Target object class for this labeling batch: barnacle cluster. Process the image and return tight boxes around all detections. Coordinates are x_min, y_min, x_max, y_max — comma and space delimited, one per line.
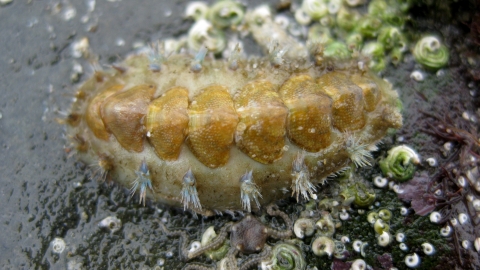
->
293, 0, 411, 71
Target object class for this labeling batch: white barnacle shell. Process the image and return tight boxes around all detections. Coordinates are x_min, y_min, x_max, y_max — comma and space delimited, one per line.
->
450, 217, 458, 226
462, 240, 470, 249
98, 216, 122, 233
327, 0, 342, 14
201, 226, 217, 246
339, 209, 350, 221
440, 225, 452, 237
429, 211, 441, 223
294, 8, 312, 26
353, 239, 363, 253
400, 207, 409, 216
341, 235, 350, 243
467, 167, 480, 192
474, 237, 480, 252
410, 71, 424, 81
399, 243, 408, 251
360, 242, 368, 257
345, 0, 365, 6
367, 211, 379, 224
373, 176, 388, 188
189, 241, 202, 254
421, 242, 435, 255
426, 157, 437, 167
312, 236, 335, 257
473, 199, 480, 212
405, 253, 421, 268
374, 219, 390, 234
396, 232, 406, 243
458, 213, 469, 225
301, 0, 328, 20
185, 1, 208, 20
187, 19, 226, 54
351, 258, 367, 270
377, 231, 392, 247
315, 213, 335, 237
51, 237, 66, 254
457, 175, 467, 187
293, 218, 315, 239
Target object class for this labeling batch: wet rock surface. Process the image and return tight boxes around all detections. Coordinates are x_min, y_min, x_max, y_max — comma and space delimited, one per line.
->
0, 0, 478, 269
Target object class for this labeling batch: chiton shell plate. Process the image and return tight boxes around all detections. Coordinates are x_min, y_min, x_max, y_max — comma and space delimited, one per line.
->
67, 53, 402, 215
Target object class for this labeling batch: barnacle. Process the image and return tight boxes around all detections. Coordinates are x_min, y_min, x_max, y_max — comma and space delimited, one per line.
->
351, 259, 367, 270
323, 41, 351, 60
130, 160, 153, 206
390, 47, 404, 66
98, 216, 122, 233
293, 218, 315, 239
207, 0, 245, 28
377, 26, 407, 51
374, 218, 390, 234
239, 170, 262, 212
187, 19, 226, 54
377, 231, 392, 246
200, 226, 230, 260
51, 238, 66, 254
312, 236, 335, 257
405, 253, 421, 268
336, 7, 361, 31
422, 242, 436, 255
346, 33, 363, 51
413, 36, 449, 70
378, 208, 392, 221
353, 183, 376, 207
315, 213, 336, 237
294, 8, 312, 26
361, 41, 386, 71
262, 242, 306, 270
181, 169, 202, 211
185, 1, 209, 21
301, 0, 328, 20
291, 152, 317, 202
356, 16, 382, 38
379, 145, 420, 182
308, 24, 333, 45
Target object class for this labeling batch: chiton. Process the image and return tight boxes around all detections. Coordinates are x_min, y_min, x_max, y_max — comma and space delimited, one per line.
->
66, 51, 402, 215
